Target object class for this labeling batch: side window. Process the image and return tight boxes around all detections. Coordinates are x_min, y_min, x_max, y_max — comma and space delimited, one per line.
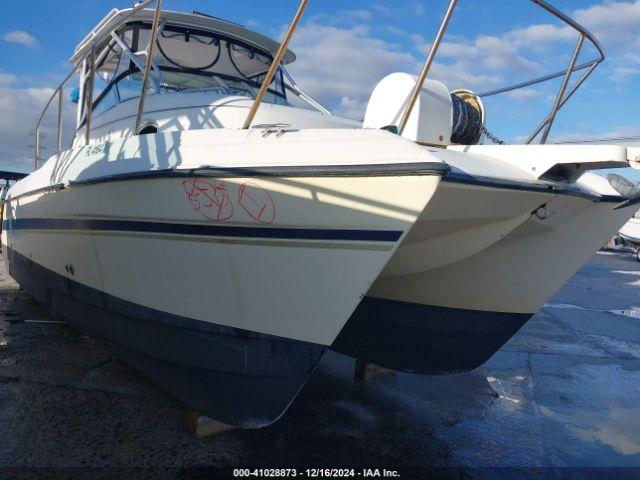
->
92, 87, 118, 117
116, 72, 144, 102
80, 38, 124, 121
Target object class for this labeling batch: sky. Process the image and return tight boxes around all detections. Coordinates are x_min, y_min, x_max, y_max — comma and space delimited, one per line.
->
0, 0, 638, 173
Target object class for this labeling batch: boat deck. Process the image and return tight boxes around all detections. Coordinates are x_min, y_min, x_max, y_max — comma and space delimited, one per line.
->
1, 250, 640, 476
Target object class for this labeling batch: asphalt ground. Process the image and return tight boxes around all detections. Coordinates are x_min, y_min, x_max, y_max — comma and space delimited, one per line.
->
1, 250, 639, 479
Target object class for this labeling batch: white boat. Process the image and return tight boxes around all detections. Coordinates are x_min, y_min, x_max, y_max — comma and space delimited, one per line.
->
616, 209, 640, 261
1, 0, 638, 427
620, 215, 640, 246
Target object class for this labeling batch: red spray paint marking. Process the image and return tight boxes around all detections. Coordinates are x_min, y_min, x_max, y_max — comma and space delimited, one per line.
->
238, 182, 276, 224
182, 178, 234, 221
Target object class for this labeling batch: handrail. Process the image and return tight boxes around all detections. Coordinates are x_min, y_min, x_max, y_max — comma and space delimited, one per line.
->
540, 34, 584, 144
33, 0, 607, 171
399, 0, 458, 135
242, 0, 309, 129
282, 67, 332, 116
400, 0, 605, 145
483, 0, 605, 144
84, 47, 96, 147
33, 67, 78, 169
135, 0, 163, 134
33, 0, 160, 169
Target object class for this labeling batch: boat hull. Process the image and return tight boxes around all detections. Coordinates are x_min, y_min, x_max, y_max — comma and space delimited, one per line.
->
2, 168, 441, 426
334, 181, 635, 374
332, 297, 531, 375
7, 247, 322, 427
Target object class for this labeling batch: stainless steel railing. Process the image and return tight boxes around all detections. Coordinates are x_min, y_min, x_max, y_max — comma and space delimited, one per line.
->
33, 0, 160, 169
398, 0, 459, 136
33, 67, 77, 168
242, 0, 309, 129
403, 0, 605, 145
33, 0, 607, 170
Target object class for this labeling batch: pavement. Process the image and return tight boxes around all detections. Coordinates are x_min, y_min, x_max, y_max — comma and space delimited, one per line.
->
1, 250, 640, 479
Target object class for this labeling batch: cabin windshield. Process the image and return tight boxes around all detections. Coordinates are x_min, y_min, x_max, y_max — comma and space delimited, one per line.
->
82, 21, 288, 121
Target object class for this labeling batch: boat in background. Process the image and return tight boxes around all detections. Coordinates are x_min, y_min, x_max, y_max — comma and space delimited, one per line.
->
1, 0, 638, 427
616, 210, 640, 261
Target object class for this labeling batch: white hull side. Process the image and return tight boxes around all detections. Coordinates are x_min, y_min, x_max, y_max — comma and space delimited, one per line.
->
370, 190, 634, 314
4, 174, 440, 345
619, 216, 640, 244
380, 181, 556, 276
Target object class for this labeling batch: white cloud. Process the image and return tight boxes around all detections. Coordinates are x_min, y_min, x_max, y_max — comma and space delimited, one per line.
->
336, 97, 368, 121
412, 23, 562, 78
0, 73, 16, 85
508, 89, 540, 102
285, 0, 639, 121
308, 9, 373, 27
574, 0, 640, 44
573, 1, 640, 83
3, 30, 38, 48
373, 2, 425, 17
245, 19, 263, 30
504, 24, 575, 48
554, 124, 640, 144
610, 66, 640, 83
288, 20, 512, 120
0, 85, 76, 172
288, 24, 416, 118
475, 35, 540, 73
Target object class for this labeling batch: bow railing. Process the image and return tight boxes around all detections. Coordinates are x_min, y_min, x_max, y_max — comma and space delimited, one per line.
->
400, 0, 605, 145
32, 0, 606, 171
33, 0, 161, 169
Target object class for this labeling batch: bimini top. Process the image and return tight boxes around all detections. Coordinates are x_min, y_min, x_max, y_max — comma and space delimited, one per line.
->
70, 8, 296, 66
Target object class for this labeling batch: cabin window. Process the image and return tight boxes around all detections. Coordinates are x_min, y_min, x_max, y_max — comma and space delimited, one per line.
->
116, 72, 144, 102
141, 22, 287, 99
79, 22, 289, 128
92, 87, 119, 117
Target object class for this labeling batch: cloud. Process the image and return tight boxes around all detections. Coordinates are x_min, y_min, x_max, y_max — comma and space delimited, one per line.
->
284, 0, 639, 121
574, 0, 640, 44
504, 24, 575, 48
308, 9, 374, 27
508, 89, 540, 102
553, 124, 640, 144
610, 66, 640, 83
288, 24, 416, 118
3, 30, 38, 48
336, 97, 368, 121
288, 20, 512, 120
412, 20, 577, 79
245, 19, 264, 30
0, 73, 16, 85
475, 35, 540, 73
412, 33, 540, 80
0, 84, 76, 172
573, 1, 640, 82
373, 2, 426, 17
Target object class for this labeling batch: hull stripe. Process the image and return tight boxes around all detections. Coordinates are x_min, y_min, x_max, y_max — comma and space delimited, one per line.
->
4, 218, 403, 243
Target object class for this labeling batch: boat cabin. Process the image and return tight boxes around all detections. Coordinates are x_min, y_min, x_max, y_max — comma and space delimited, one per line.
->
69, 8, 347, 145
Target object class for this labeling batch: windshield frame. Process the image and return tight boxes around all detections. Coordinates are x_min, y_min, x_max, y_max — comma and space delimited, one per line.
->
78, 21, 289, 128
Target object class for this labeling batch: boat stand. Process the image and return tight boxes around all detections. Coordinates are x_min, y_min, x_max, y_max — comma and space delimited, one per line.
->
184, 410, 235, 438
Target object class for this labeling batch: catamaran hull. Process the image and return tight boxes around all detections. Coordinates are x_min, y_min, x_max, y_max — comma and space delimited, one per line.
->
333, 296, 531, 374
3, 170, 441, 427
6, 246, 324, 427
334, 181, 634, 374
